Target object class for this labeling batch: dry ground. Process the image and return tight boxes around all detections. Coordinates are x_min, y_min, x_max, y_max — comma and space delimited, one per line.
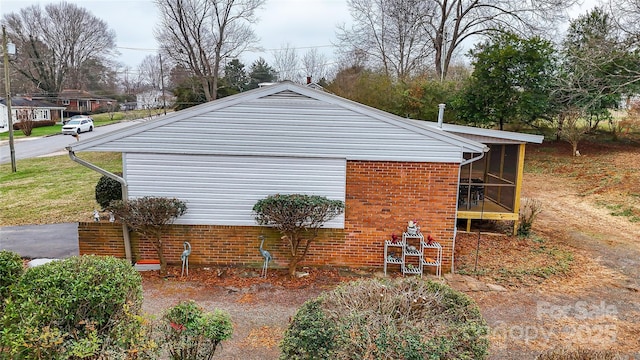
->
141, 137, 640, 359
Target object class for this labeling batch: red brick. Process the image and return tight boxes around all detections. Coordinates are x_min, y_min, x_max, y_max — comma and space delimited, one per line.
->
79, 161, 459, 272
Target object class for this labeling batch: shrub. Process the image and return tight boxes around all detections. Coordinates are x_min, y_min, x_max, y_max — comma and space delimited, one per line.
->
279, 299, 337, 360
161, 300, 233, 360
95, 172, 123, 210
109, 197, 187, 274
0, 250, 23, 311
536, 347, 623, 359
13, 119, 56, 131
280, 277, 489, 360
0, 255, 155, 359
518, 197, 543, 236
253, 194, 344, 276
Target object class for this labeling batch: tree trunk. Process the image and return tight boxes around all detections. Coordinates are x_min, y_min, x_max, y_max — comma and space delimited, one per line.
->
201, 77, 212, 101
288, 257, 300, 277
286, 234, 299, 277
155, 237, 167, 275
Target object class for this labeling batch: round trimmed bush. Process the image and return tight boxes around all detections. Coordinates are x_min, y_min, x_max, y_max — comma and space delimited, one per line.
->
162, 300, 233, 359
280, 277, 489, 360
95, 172, 123, 210
0, 250, 23, 308
1, 255, 153, 359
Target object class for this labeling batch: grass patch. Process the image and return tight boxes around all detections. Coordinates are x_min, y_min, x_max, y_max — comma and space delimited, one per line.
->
456, 233, 574, 287
598, 203, 640, 222
527, 140, 640, 223
610, 207, 634, 217
0, 109, 167, 140
0, 124, 64, 139
0, 152, 121, 226
489, 247, 573, 285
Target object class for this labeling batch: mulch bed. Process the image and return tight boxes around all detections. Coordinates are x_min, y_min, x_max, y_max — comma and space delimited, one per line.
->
139, 265, 368, 290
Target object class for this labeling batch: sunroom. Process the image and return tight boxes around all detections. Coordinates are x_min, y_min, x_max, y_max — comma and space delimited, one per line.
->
422, 122, 544, 233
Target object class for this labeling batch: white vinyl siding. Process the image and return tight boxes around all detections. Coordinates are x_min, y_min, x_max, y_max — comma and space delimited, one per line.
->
86, 93, 467, 163
125, 153, 346, 228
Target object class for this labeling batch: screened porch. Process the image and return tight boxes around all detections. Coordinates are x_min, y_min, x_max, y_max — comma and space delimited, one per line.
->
457, 143, 526, 233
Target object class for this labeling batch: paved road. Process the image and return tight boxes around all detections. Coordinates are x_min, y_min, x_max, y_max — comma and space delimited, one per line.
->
1, 120, 152, 258
0, 119, 146, 164
0, 223, 79, 258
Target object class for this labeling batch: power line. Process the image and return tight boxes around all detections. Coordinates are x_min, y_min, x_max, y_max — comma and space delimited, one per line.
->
116, 43, 338, 53
253, 44, 337, 52
117, 46, 159, 51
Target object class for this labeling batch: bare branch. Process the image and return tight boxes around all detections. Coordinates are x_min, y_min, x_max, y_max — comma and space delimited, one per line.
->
2, 3, 116, 94
337, 0, 578, 80
272, 43, 300, 82
155, 0, 264, 101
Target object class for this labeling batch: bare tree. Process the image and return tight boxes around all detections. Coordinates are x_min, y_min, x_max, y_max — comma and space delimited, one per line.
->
609, 0, 640, 36
558, 108, 588, 157
337, 0, 433, 80
272, 43, 299, 82
118, 65, 145, 96
425, 0, 579, 80
137, 55, 163, 90
155, 0, 264, 101
2, 3, 116, 94
338, 0, 579, 81
302, 48, 329, 82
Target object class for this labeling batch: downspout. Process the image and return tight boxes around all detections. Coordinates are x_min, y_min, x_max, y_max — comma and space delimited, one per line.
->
67, 148, 132, 263
452, 150, 487, 273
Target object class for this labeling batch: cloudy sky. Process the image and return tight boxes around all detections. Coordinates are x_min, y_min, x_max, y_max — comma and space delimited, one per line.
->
1, 0, 598, 71
1, 0, 351, 70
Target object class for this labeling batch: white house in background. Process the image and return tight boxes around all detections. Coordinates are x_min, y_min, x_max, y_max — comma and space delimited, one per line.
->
136, 89, 174, 110
0, 97, 66, 130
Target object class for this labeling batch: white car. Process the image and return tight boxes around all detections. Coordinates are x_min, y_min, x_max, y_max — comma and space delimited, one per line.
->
62, 117, 94, 135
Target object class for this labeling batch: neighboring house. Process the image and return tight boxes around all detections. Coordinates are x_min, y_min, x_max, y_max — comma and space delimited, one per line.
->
68, 82, 542, 273
33, 89, 117, 114
136, 89, 174, 110
0, 97, 66, 129
120, 102, 137, 111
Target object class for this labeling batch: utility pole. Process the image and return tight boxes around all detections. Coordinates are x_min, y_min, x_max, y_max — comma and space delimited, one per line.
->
159, 53, 167, 115
2, 25, 16, 172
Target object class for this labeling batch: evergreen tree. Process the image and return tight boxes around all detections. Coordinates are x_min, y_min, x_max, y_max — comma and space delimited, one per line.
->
247, 58, 278, 90
222, 59, 250, 93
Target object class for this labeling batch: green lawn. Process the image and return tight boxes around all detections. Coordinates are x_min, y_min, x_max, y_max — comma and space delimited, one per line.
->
0, 152, 122, 226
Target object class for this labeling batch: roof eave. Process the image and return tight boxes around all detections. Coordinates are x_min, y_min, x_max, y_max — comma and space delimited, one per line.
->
70, 82, 488, 154
422, 121, 544, 144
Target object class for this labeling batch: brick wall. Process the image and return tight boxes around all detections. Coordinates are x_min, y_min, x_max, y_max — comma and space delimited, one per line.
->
343, 161, 458, 271
79, 160, 459, 272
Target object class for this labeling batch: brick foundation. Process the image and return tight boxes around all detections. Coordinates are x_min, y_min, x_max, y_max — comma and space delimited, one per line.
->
79, 161, 459, 272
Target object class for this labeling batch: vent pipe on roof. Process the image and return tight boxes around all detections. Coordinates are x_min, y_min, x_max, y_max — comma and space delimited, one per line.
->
306, 76, 312, 84
437, 103, 446, 128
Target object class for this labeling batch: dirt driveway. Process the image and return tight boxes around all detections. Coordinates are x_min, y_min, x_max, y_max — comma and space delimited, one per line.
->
141, 140, 640, 359
471, 171, 640, 358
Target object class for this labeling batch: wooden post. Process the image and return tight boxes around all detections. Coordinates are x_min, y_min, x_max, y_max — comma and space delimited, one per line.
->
512, 144, 526, 235
3, 25, 16, 172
